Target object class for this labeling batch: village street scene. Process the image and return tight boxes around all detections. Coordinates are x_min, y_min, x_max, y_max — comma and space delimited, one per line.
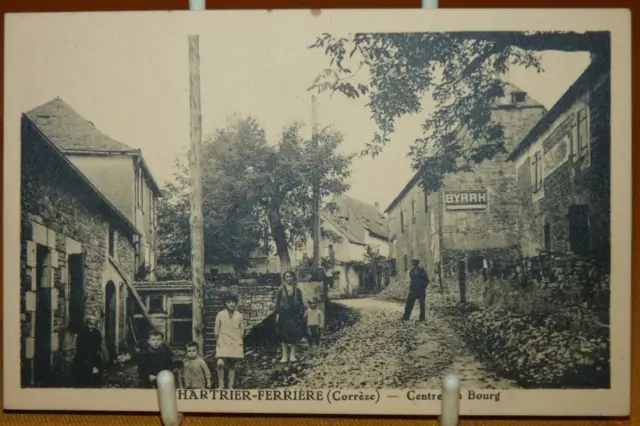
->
18, 28, 611, 392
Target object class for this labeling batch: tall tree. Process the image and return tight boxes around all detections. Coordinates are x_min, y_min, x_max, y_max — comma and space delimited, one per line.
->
308, 31, 610, 193
157, 117, 354, 274
156, 117, 267, 274
258, 123, 354, 271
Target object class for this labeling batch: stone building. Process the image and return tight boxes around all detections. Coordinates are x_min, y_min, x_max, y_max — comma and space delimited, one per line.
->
507, 58, 610, 261
20, 113, 141, 387
385, 83, 547, 303
291, 195, 391, 297
25, 98, 162, 282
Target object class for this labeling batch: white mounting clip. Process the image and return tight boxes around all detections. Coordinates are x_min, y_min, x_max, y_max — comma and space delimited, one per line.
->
422, 0, 439, 9
439, 375, 461, 426
157, 370, 183, 426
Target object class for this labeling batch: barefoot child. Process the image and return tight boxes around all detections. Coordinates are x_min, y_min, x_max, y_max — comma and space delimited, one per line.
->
180, 341, 212, 389
214, 294, 245, 389
304, 297, 324, 355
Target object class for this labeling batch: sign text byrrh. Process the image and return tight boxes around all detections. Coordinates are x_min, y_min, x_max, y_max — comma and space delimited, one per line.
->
444, 190, 488, 211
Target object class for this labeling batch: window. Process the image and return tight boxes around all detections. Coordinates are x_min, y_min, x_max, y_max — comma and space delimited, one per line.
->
543, 223, 551, 251
512, 91, 527, 103
171, 321, 192, 346
172, 302, 192, 319
424, 190, 429, 213
389, 259, 397, 277
67, 253, 85, 333
148, 295, 164, 314
531, 151, 543, 193
568, 205, 590, 255
411, 199, 416, 224
400, 211, 405, 233
108, 227, 116, 258
403, 254, 409, 272
137, 169, 145, 212
577, 108, 589, 157
571, 108, 590, 162
170, 301, 192, 345
148, 185, 153, 218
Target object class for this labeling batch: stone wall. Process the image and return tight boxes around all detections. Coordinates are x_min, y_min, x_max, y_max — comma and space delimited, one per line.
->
439, 105, 547, 253
387, 86, 546, 288
454, 252, 609, 327
203, 280, 280, 354
515, 73, 610, 261
114, 231, 136, 349
20, 117, 137, 387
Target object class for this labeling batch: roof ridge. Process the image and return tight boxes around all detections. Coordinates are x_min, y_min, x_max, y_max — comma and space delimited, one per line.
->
25, 97, 136, 152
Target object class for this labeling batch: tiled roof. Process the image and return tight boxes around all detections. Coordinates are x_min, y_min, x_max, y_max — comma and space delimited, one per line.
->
25, 98, 136, 153
24, 97, 162, 196
133, 281, 192, 292
22, 115, 140, 237
323, 195, 389, 245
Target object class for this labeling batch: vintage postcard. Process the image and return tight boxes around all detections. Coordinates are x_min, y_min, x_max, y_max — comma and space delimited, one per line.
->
3, 8, 632, 417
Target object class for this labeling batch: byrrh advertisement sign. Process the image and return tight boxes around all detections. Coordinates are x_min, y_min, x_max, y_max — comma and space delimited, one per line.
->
444, 189, 488, 211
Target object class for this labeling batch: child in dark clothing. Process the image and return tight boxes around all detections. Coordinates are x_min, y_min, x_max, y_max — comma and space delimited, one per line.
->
137, 330, 177, 388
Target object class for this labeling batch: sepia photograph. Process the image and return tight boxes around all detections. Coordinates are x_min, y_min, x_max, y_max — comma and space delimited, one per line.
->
3, 9, 632, 416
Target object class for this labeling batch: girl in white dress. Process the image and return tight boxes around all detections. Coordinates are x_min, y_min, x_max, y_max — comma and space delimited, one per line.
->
214, 293, 245, 389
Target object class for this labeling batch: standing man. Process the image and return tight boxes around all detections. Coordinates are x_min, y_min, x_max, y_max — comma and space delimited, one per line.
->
402, 259, 429, 322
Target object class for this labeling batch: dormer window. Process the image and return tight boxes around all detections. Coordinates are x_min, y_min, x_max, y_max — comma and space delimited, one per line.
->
511, 91, 527, 103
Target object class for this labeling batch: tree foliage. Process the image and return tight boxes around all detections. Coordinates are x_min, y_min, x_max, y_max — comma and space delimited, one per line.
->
156, 116, 354, 274
308, 31, 610, 193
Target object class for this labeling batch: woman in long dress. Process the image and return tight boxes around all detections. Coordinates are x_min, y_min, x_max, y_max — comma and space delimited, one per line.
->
274, 270, 305, 363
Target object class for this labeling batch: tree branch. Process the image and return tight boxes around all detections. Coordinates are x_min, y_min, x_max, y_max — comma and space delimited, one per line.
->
449, 31, 609, 54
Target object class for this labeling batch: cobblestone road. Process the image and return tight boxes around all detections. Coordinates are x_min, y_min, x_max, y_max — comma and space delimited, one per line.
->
101, 297, 516, 390
295, 298, 516, 390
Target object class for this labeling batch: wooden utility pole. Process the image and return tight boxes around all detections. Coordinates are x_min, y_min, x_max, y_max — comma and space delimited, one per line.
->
311, 95, 322, 269
188, 34, 205, 352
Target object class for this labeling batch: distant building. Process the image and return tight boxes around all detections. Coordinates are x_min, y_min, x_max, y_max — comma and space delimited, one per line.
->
205, 245, 283, 277
385, 83, 547, 303
25, 98, 162, 282
508, 59, 610, 261
292, 195, 391, 297
20, 112, 140, 387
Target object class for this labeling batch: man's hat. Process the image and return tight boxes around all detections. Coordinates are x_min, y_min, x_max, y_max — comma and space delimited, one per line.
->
411, 258, 420, 263
308, 296, 318, 303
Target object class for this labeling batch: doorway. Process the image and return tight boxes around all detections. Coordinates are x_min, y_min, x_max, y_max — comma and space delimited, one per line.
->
568, 205, 590, 255
67, 253, 85, 333
34, 245, 52, 385
104, 281, 117, 364
457, 260, 467, 304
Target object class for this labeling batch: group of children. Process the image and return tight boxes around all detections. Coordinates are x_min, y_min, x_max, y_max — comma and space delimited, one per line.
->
137, 293, 324, 390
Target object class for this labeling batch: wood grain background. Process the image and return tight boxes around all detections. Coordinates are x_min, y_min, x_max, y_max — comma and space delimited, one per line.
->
0, 0, 636, 424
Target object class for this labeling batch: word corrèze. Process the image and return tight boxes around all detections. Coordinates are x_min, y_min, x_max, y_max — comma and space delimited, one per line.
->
177, 389, 380, 404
